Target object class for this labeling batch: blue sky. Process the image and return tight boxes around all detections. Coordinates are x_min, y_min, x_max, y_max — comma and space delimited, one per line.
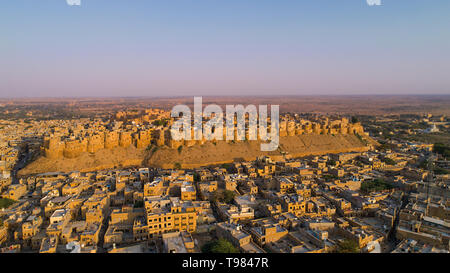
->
1, 0, 449, 97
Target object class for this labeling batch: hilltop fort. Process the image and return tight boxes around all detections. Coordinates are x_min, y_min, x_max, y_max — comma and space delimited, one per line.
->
19, 110, 373, 175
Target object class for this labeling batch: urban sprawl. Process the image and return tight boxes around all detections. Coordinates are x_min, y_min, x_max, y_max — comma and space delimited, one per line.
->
0, 106, 449, 254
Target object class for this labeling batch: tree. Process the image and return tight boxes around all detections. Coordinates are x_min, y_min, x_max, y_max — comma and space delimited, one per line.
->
193, 173, 201, 182
418, 159, 428, 170
382, 157, 397, 165
133, 200, 144, 208
335, 239, 360, 253
434, 166, 449, 175
433, 143, 450, 159
360, 178, 393, 194
210, 190, 235, 204
220, 163, 236, 173
0, 198, 16, 209
202, 239, 239, 253
152, 118, 169, 127
378, 143, 396, 151
323, 174, 338, 181
223, 190, 236, 204
351, 116, 359, 124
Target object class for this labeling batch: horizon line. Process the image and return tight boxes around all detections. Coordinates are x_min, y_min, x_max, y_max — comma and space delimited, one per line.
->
1, 93, 450, 100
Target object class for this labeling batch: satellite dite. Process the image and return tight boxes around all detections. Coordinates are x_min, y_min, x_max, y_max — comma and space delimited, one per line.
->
366, 0, 382, 6
66, 0, 81, 6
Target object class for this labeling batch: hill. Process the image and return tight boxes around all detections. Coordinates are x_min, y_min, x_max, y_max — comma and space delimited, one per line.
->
18, 134, 372, 176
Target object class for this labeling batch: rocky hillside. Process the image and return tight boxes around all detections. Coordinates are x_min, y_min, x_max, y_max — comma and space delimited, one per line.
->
18, 134, 372, 176
146, 134, 371, 169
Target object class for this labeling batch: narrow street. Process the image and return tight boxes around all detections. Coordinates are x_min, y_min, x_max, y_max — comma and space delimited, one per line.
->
11, 150, 31, 184
386, 192, 409, 251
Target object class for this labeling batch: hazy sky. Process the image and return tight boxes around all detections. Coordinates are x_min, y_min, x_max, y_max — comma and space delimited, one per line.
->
1, 0, 450, 98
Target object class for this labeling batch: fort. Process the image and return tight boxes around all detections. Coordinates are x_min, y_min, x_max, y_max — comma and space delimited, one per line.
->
43, 129, 155, 159
18, 114, 372, 176
41, 116, 365, 160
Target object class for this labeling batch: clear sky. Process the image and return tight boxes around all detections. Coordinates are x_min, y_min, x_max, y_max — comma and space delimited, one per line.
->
1, 0, 449, 98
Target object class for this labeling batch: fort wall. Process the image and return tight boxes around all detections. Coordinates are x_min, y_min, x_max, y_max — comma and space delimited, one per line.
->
42, 118, 366, 160
43, 128, 155, 159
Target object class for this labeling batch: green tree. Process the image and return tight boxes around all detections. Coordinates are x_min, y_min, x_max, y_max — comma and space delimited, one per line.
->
220, 163, 235, 173
223, 190, 236, 204
323, 174, 338, 181
335, 239, 360, 253
133, 200, 144, 208
202, 239, 239, 253
382, 157, 397, 165
210, 190, 235, 204
193, 173, 201, 182
433, 143, 450, 159
327, 160, 337, 166
418, 159, 428, 170
0, 198, 16, 209
152, 119, 169, 127
361, 178, 393, 194
434, 167, 449, 175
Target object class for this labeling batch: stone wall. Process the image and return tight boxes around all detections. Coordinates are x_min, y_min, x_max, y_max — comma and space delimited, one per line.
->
42, 118, 366, 160
43, 128, 155, 159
